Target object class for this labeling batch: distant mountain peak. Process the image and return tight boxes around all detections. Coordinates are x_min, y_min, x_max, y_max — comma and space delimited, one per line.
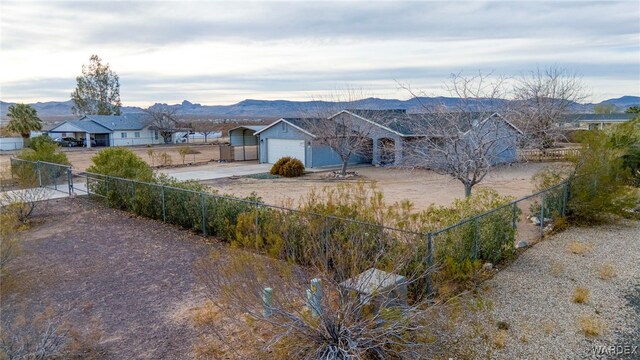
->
2, 95, 639, 121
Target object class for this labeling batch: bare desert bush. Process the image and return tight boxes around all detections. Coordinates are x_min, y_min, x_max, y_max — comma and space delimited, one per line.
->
0, 187, 49, 224
0, 306, 105, 360
0, 207, 23, 277
196, 239, 437, 359
0, 307, 69, 359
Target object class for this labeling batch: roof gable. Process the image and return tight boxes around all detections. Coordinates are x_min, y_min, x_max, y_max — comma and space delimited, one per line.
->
48, 119, 112, 134
253, 118, 320, 137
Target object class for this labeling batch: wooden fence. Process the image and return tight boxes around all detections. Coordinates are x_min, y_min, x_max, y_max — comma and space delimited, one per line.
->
518, 147, 581, 162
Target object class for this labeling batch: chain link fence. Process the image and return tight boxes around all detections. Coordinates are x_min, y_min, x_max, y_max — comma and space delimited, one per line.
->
8, 158, 572, 297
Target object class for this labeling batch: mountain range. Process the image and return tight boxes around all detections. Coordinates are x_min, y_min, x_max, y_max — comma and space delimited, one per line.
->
1, 96, 639, 122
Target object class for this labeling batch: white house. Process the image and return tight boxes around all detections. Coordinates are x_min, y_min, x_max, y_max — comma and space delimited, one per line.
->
47, 114, 176, 147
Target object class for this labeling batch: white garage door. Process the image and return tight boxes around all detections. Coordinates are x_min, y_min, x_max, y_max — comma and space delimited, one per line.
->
267, 139, 305, 164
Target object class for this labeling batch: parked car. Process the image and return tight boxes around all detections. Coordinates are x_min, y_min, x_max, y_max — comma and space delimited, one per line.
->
83, 137, 97, 147
54, 137, 82, 147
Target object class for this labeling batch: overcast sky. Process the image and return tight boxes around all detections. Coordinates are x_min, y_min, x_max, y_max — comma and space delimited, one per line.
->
1, 0, 639, 106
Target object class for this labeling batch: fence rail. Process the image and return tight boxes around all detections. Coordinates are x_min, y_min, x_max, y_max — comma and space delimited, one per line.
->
9, 157, 572, 296
518, 147, 580, 162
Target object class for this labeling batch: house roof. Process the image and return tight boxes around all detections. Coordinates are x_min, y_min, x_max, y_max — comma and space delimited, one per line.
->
253, 118, 323, 137
80, 113, 150, 130
48, 113, 151, 134
571, 113, 637, 123
343, 109, 522, 136
48, 119, 112, 134
228, 125, 267, 135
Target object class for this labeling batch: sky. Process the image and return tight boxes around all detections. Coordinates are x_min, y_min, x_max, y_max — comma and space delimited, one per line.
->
1, 0, 639, 106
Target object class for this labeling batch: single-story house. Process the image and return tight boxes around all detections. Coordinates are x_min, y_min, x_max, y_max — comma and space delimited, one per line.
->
47, 114, 174, 147
575, 113, 637, 130
254, 118, 371, 168
254, 110, 522, 169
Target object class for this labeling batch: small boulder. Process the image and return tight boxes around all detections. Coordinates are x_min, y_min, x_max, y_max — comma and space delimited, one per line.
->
482, 262, 493, 271
516, 240, 528, 249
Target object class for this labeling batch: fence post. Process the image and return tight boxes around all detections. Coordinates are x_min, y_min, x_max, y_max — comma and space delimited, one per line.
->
161, 185, 166, 223
201, 193, 207, 236
131, 181, 136, 212
255, 202, 260, 243
105, 176, 110, 207
262, 287, 273, 317
562, 182, 569, 217
36, 161, 42, 187
473, 218, 479, 260
426, 232, 434, 296
67, 168, 73, 195
86, 173, 89, 198
540, 193, 545, 238
323, 217, 329, 270
512, 202, 518, 230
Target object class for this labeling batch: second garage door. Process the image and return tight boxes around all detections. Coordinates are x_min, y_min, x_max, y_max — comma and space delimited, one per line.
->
267, 139, 305, 164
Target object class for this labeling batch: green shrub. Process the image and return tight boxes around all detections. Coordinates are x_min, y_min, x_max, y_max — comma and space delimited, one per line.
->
86, 148, 153, 181
270, 157, 292, 175
566, 122, 639, 224
17, 135, 69, 165
279, 158, 304, 177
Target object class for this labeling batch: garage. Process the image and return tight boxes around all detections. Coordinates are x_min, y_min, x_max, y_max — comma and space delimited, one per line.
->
267, 139, 305, 164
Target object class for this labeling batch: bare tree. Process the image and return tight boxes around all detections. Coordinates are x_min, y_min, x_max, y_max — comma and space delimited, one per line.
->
145, 105, 180, 144
511, 66, 588, 149
302, 89, 377, 176
192, 121, 218, 143
403, 72, 520, 197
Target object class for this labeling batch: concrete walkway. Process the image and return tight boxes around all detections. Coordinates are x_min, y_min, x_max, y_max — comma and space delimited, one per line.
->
157, 163, 272, 181
0, 187, 70, 205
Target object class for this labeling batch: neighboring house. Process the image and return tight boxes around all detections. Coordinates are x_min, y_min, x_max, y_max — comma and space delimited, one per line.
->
47, 114, 170, 147
254, 110, 522, 168
575, 113, 637, 130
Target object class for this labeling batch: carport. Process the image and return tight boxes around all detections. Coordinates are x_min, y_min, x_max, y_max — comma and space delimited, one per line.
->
228, 125, 265, 161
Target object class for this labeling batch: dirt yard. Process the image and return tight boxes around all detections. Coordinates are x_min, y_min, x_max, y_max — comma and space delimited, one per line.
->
0, 198, 214, 359
203, 162, 568, 211
0, 142, 226, 173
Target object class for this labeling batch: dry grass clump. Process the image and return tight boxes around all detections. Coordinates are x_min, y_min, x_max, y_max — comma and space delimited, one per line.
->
567, 241, 592, 255
596, 264, 616, 280
573, 287, 590, 304
579, 316, 605, 337
542, 320, 555, 335
549, 261, 565, 277
493, 330, 507, 349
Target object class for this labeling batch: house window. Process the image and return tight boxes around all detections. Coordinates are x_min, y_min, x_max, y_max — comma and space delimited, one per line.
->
154, 131, 159, 140
134, 131, 140, 138
121, 132, 127, 138
282, 122, 288, 133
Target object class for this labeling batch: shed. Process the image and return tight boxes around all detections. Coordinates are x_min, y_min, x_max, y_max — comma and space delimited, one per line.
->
228, 125, 265, 161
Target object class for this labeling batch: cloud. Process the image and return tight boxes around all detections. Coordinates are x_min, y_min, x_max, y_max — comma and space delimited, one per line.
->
0, 1, 638, 104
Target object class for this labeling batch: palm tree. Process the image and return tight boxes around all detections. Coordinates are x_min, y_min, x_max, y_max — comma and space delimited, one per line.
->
6, 103, 42, 144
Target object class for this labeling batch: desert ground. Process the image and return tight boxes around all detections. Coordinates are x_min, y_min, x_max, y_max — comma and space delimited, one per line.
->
2, 198, 636, 359
0, 142, 226, 173
202, 162, 567, 211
